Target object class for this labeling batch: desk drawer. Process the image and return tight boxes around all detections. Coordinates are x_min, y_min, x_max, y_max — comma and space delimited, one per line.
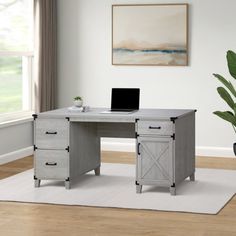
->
137, 120, 173, 135
35, 150, 69, 179
35, 118, 69, 149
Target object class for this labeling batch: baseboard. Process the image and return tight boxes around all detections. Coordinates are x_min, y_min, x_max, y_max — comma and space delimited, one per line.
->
0, 143, 234, 165
196, 146, 234, 158
101, 141, 235, 158
0, 146, 34, 165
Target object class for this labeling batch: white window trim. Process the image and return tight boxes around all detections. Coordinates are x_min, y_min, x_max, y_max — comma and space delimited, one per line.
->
0, 115, 33, 128
0, 109, 33, 122
0, 51, 33, 56
0, 0, 34, 126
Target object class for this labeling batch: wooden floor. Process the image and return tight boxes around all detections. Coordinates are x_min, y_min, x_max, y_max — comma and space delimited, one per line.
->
0, 152, 236, 236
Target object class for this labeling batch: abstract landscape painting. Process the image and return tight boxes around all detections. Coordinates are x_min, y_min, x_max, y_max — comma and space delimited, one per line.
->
112, 4, 188, 66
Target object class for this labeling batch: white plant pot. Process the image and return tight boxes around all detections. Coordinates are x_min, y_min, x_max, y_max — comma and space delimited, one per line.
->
74, 100, 83, 107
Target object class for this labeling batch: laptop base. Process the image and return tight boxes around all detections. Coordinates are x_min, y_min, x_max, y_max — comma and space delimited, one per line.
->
100, 110, 137, 114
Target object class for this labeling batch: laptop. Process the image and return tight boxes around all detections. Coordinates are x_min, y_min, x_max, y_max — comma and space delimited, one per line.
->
101, 88, 140, 114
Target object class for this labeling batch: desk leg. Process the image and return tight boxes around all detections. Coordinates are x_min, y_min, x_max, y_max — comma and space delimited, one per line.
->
34, 179, 41, 188
136, 184, 142, 193
170, 186, 176, 196
65, 179, 70, 189
190, 172, 195, 181
94, 166, 100, 176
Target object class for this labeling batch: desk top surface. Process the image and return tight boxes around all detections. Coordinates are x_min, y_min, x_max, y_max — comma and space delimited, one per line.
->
36, 108, 196, 122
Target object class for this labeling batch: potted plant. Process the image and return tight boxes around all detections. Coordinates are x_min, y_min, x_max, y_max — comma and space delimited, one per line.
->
74, 96, 83, 107
213, 50, 236, 155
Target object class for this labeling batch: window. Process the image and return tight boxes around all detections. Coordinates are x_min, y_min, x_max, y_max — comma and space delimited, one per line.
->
0, 0, 34, 122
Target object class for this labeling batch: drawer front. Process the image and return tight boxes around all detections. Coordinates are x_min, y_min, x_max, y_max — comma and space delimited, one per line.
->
137, 120, 173, 135
35, 118, 69, 149
35, 150, 69, 179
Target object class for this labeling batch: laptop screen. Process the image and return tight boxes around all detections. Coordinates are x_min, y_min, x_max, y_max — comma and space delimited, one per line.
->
111, 88, 140, 111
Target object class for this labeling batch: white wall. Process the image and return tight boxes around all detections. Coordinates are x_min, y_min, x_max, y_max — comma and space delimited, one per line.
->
57, 0, 236, 157
0, 121, 33, 163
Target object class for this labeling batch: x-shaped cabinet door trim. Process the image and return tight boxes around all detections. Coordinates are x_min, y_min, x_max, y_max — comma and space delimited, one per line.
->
137, 136, 173, 183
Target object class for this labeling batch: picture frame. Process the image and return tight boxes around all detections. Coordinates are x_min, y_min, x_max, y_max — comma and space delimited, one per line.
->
112, 4, 188, 66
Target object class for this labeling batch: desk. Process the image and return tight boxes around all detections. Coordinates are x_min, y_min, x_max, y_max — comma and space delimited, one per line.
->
33, 108, 196, 195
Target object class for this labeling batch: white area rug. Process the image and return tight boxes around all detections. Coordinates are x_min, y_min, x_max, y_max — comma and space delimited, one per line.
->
0, 163, 235, 214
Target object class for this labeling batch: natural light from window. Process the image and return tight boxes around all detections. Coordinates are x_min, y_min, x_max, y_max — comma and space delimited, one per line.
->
0, 0, 33, 121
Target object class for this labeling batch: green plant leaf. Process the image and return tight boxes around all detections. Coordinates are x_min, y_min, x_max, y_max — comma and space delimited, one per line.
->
74, 96, 82, 101
233, 104, 236, 116
227, 50, 236, 80
213, 111, 236, 126
217, 87, 235, 109
213, 73, 236, 97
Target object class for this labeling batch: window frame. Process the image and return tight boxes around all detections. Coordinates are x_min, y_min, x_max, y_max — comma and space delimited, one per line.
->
0, 0, 34, 124
0, 51, 34, 123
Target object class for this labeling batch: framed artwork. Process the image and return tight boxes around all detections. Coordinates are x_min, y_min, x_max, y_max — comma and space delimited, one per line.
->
112, 4, 188, 66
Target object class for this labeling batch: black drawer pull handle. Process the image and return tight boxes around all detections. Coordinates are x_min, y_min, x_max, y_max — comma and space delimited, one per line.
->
45, 162, 57, 166
45, 131, 57, 135
138, 143, 141, 155
149, 126, 161, 129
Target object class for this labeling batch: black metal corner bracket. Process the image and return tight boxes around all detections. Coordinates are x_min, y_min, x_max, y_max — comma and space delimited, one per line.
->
65, 146, 70, 152
34, 175, 38, 180
65, 117, 70, 121
65, 177, 70, 181
33, 145, 38, 151
171, 133, 175, 140
135, 118, 140, 123
170, 117, 177, 123
32, 114, 38, 120
171, 183, 176, 187
135, 181, 139, 185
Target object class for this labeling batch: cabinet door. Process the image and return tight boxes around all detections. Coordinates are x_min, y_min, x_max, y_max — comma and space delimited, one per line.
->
137, 136, 173, 185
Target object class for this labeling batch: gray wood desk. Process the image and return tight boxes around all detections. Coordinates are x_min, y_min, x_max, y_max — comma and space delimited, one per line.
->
33, 108, 196, 195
